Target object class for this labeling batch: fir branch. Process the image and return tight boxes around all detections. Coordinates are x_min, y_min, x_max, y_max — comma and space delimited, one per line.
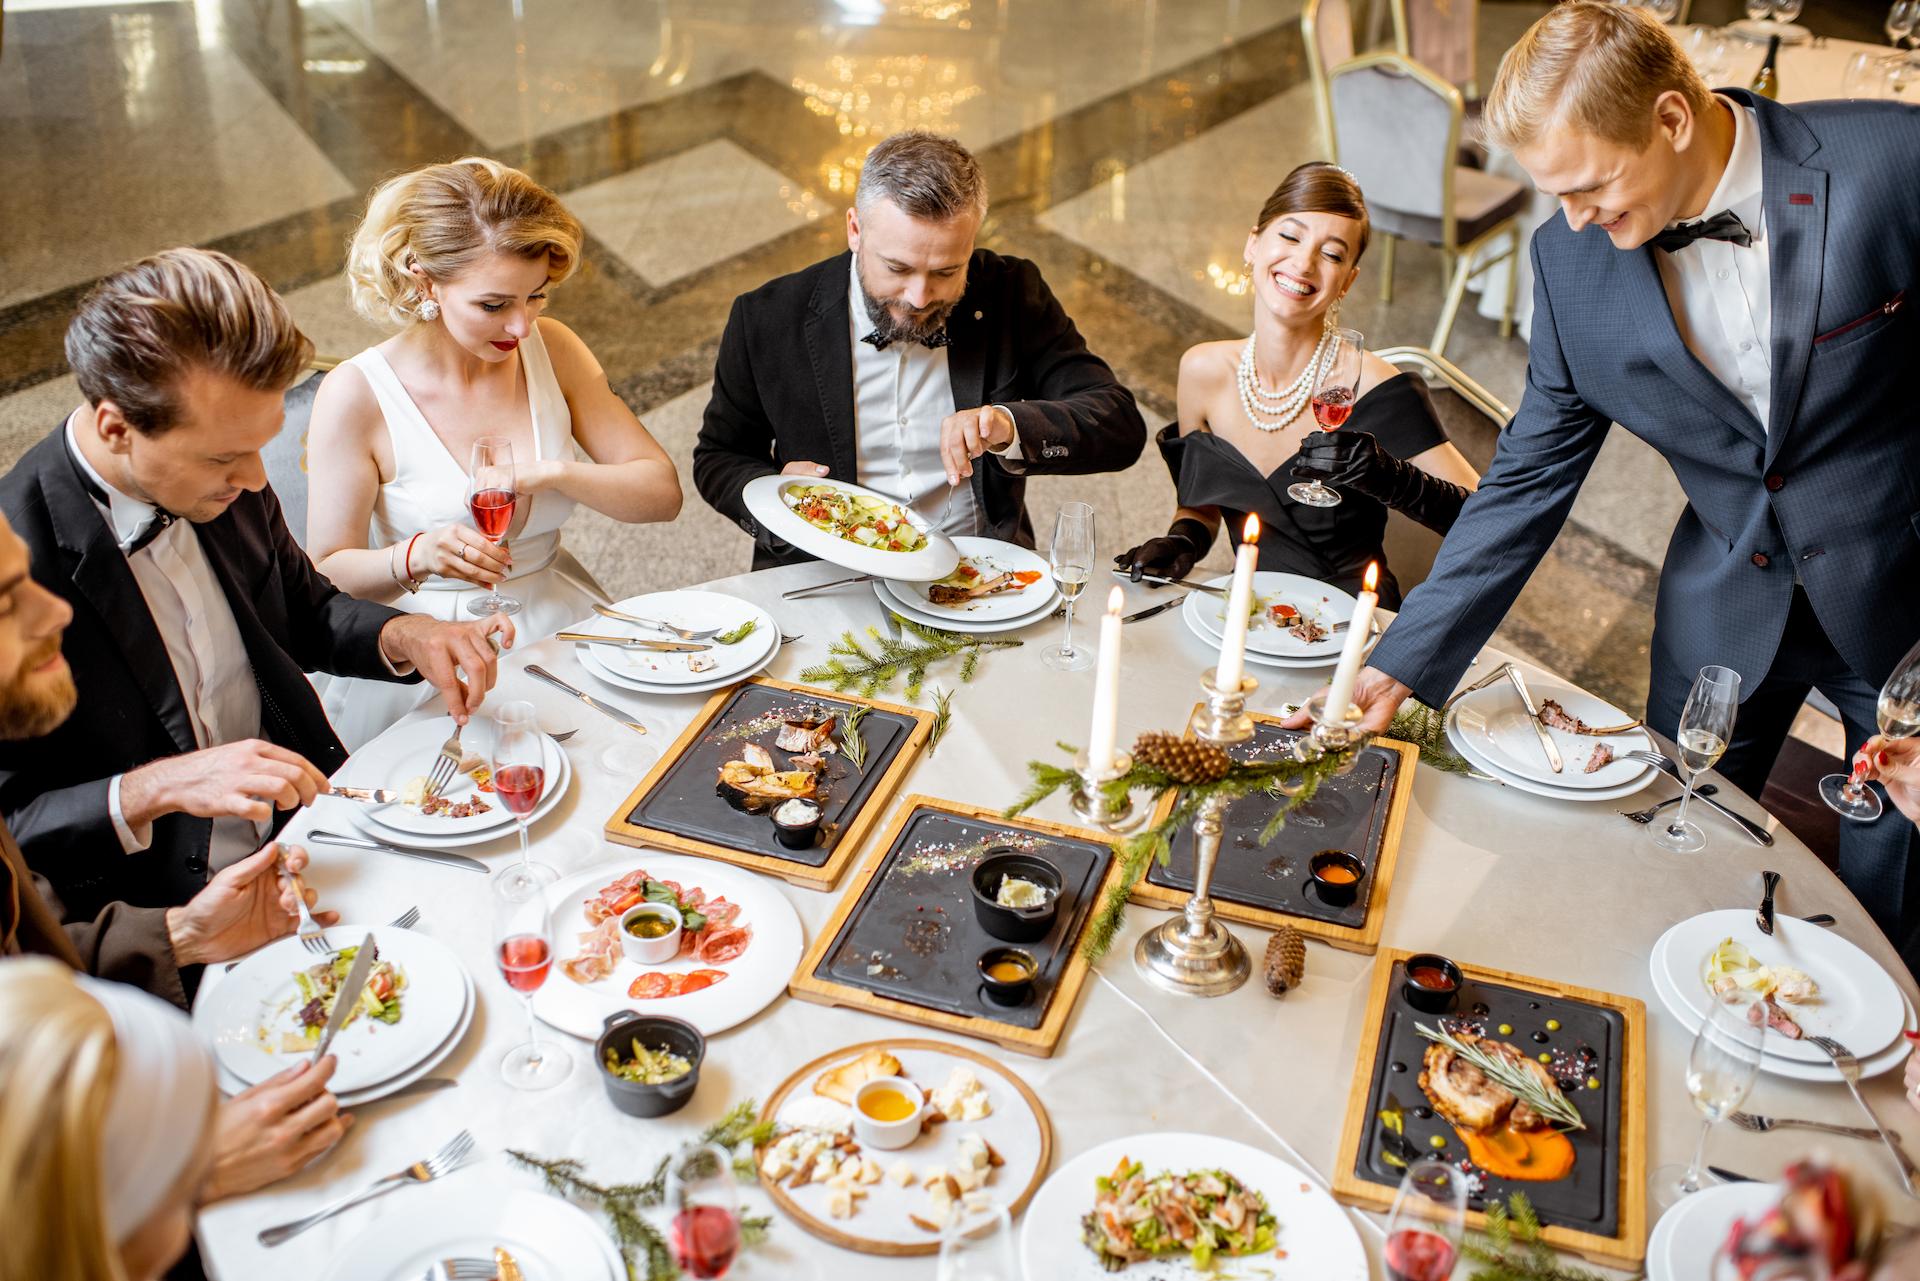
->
839, 705, 871, 770
798, 621, 1020, 701
1388, 700, 1473, 775
927, 686, 955, 757
1462, 1193, 1626, 1281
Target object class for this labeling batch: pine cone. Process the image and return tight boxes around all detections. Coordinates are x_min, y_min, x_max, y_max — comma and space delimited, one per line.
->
1263, 926, 1307, 997
1133, 731, 1231, 785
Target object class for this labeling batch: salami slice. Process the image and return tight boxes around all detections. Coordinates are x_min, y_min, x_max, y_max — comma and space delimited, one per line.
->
694, 925, 753, 964
628, 972, 674, 999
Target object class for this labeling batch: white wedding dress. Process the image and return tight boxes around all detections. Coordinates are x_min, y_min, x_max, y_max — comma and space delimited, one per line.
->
321, 322, 605, 750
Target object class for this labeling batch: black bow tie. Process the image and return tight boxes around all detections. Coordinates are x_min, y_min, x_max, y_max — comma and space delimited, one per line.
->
1651, 209, 1753, 254
66, 436, 172, 554
861, 328, 950, 352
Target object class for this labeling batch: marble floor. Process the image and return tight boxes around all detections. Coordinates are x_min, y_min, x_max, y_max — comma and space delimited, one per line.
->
0, 0, 1702, 717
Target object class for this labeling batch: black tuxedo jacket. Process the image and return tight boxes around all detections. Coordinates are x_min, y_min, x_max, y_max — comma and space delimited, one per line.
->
0, 428, 410, 917
693, 249, 1146, 568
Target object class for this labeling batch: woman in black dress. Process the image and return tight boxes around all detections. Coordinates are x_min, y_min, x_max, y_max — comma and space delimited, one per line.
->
1117, 163, 1478, 608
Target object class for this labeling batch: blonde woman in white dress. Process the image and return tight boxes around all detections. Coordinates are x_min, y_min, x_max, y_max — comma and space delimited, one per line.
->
308, 157, 681, 748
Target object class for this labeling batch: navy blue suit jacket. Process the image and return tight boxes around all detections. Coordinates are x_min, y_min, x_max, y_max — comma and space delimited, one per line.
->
1372, 92, 1920, 707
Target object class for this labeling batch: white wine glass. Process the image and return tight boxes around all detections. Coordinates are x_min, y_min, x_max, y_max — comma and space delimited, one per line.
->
1887, 0, 1917, 47
1651, 995, 1764, 1208
937, 1201, 1018, 1281
1821, 636, 1920, 822
1649, 664, 1740, 854
1745, 0, 1773, 22
466, 436, 520, 617
1382, 1158, 1467, 1281
1287, 326, 1364, 509
1647, 0, 1682, 22
1772, 0, 1803, 20
1043, 502, 1096, 672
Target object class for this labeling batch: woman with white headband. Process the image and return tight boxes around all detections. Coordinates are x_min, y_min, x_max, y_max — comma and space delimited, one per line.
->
0, 959, 218, 1281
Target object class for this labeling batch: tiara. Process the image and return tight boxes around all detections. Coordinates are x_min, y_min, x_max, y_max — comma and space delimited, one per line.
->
1317, 161, 1358, 179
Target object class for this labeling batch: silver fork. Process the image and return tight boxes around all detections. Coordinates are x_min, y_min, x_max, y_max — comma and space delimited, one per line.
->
1732, 1111, 1920, 1175
286, 866, 332, 957
1620, 750, 1775, 846
1620, 785, 1718, 823
418, 1260, 497, 1281
227, 904, 416, 972
1805, 1036, 1918, 1197
424, 721, 464, 801
592, 602, 721, 641
257, 1130, 477, 1245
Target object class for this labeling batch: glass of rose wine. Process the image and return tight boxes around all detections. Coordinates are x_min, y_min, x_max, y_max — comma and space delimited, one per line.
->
1821, 636, 1920, 822
1382, 1158, 1467, 1281
668, 1144, 742, 1279
490, 700, 545, 870
492, 860, 570, 1090
466, 435, 520, 617
1287, 326, 1364, 509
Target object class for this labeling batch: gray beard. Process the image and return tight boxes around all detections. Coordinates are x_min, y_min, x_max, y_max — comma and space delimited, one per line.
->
857, 273, 955, 346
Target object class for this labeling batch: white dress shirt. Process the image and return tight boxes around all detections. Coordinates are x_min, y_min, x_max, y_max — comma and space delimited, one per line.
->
1653, 96, 1773, 432
65, 416, 266, 870
847, 258, 1025, 537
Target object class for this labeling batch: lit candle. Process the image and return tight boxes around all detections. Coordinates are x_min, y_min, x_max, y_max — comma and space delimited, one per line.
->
1087, 586, 1125, 773
1324, 562, 1379, 724
1215, 514, 1261, 690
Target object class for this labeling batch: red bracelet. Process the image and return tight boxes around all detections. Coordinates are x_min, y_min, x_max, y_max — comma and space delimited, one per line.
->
403, 532, 423, 582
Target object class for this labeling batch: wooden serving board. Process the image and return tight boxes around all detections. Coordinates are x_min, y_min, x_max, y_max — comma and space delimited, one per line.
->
787, 796, 1125, 1058
1129, 709, 1417, 954
1332, 949, 1649, 1270
604, 677, 932, 890
756, 1038, 1054, 1256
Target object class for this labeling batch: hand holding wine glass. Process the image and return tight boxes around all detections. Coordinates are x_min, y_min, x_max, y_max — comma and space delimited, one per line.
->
1382, 1158, 1466, 1281
1823, 636, 1920, 822
1651, 994, 1765, 1207
1287, 326, 1364, 509
668, 1144, 743, 1279
1043, 502, 1096, 672
492, 861, 571, 1090
466, 435, 521, 617
1648, 664, 1739, 854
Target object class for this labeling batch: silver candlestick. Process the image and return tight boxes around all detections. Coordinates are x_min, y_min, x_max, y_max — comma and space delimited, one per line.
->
1300, 690, 1365, 775
1133, 667, 1254, 998
1069, 750, 1146, 832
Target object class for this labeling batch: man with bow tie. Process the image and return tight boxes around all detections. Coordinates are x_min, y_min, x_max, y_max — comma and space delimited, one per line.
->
1292, 4, 1920, 964
694, 129, 1146, 566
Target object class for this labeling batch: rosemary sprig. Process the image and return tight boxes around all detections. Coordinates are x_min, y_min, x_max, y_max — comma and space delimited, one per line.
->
1415, 1023, 1586, 1131
927, 685, 955, 757
715, 619, 758, 646
839, 705, 871, 770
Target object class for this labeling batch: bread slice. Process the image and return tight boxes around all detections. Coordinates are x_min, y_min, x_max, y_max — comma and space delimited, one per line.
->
813, 1047, 902, 1104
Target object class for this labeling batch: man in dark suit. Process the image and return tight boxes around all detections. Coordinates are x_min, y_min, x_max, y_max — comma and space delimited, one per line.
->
1298, 4, 1920, 961
0, 248, 513, 922
694, 129, 1145, 567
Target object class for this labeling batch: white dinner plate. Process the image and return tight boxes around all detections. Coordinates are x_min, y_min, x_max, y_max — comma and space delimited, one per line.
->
1653, 910, 1907, 1065
197, 927, 468, 1094
576, 630, 778, 696
1729, 17, 1812, 43
533, 855, 804, 1040
345, 735, 572, 848
743, 473, 959, 580
320, 1177, 622, 1281
875, 579, 1060, 636
1445, 707, 1655, 802
579, 590, 776, 687
332, 717, 535, 838
1645, 1180, 1780, 1281
1179, 588, 1376, 668
1184, 571, 1358, 658
1452, 676, 1654, 789
1020, 1133, 1367, 1281
881, 536, 1058, 623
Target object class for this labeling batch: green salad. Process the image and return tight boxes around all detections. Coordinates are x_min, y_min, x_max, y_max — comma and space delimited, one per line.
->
1082, 1158, 1279, 1272
290, 945, 404, 1045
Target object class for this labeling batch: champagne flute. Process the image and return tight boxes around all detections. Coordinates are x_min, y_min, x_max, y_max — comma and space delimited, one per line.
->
1772, 0, 1802, 21
1745, 0, 1773, 22
1382, 1158, 1467, 1281
1648, 664, 1740, 854
1043, 502, 1096, 672
937, 1202, 1018, 1281
1287, 326, 1364, 509
668, 1143, 742, 1279
1821, 636, 1920, 822
466, 435, 520, 617
492, 861, 571, 1090
1651, 995, 1765, 1208
491, 700, 545, 870
1887, 0, 1917, 47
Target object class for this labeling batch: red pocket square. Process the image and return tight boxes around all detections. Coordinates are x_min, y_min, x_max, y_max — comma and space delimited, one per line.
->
1788, 193, 1815, 206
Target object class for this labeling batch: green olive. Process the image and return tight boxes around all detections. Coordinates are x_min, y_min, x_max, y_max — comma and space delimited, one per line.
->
1586, 1077, 1601, 1090
1429, 1135, 1447, 1149
1538, 1053, 1552, 1064
1545, 1018, 1562, 1032
1497, 1023, 1513, 1036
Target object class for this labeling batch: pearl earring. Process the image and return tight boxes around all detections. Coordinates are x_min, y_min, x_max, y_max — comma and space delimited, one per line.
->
418, 298, 440, 322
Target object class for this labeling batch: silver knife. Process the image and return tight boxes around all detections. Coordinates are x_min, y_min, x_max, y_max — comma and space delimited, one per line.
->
331, 786, 401, 805
1758, 869, 1780, 937
312, 933, 378, 1065
556, 632, 708, 653
525, 664, 648, 735
1504, 665, 1565, 773
782, 573, 873, 599
1123, 596, 1189, 624
1111, 569, 1228, 596
305, 829, 488, 873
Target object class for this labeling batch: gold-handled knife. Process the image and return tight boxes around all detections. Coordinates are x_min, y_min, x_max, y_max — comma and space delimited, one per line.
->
556, 632, 709, 653
1504, 665, 1565, 773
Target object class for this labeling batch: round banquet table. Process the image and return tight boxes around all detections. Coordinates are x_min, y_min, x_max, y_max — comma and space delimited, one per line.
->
195, 560, 1920, 1280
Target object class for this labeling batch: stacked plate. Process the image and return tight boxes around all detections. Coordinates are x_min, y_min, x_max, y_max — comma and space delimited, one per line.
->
573, 590, 778, 696
192, 925, 474, 1107
322, 1179, 625, 1281
330, 717, 573, 849
1444, 672, 1657, 802
1649, 910, 1915, 1082
1645, 1180, 1781, 1281
1179, 571, 1373, 669
876, 536, 1059, 636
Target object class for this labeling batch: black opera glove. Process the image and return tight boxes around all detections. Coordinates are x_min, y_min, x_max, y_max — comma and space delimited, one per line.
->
1114, 517, 1215, 583
1291, 430, 1470, 534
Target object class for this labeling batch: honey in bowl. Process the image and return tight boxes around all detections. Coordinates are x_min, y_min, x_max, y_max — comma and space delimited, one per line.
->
858, 1086, 919, 1123
985, 957, 1034, 983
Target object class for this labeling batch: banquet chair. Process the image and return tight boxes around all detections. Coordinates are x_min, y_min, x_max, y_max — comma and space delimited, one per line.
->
1375, 345, 1510, 591
1302, 0, 1357, 158
1390, 0, 1479, 99
1329, 52, 1525, 358
262, 357, 340, 554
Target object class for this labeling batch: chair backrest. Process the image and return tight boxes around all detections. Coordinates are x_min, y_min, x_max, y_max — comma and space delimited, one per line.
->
1302, 0, 1356, 158
1391, 0, 1479, 97
1375, 344, 1511, 593
1329, 53, 1460, 224
264, 366, 326, 551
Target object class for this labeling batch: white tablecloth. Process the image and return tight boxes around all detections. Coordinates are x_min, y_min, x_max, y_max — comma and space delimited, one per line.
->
196, 561, 1920, 1279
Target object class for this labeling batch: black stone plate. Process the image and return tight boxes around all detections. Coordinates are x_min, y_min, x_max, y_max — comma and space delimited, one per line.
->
1353, 958, 1626, 1236
623, 683, 917, 868
1146, 724, 1401, 928
814, 807, 1112, 1031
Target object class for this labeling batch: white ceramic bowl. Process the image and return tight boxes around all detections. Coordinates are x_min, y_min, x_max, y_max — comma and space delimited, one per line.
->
852, 1076, 925, 1151
619, 903, 683, 966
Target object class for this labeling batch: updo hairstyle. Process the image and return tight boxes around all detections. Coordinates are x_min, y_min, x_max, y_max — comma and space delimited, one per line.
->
1254, 162, 1372, 265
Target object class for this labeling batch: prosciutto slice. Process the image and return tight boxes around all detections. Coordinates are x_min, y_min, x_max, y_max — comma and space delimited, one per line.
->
562, 918, 622, 984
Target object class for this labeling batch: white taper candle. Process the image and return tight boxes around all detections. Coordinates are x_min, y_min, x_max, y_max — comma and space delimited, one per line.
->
1215, 514, 1261, 690
1087, 586, 1125, 772
1324, 561, 1379, 723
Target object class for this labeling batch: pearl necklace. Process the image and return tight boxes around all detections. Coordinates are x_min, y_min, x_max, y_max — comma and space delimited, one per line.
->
1237, 331, 1329, 432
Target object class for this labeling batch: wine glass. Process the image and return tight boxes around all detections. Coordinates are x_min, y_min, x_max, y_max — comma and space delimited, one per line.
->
1686, 26, 1732, 78
492, 861, 571, 1090
1887, 0, 1917, 47
667, 1143, 742, 1279
466, 435, 520, 617
1647, 0, 1682, 22
1287, 326, 1364, 509
491, 700, 545, 870
1648, 665, 1740, 854
1744, 0, 1773, 22
1772, 0, 1802, 21
1843, 49, 1886, 95
1651, 994, 1765, 1208
1382, 1158, 1467, 1281
1821, 636, 1920, 822
1043, 502, 1096, 672
937, 1202, 1018, 1281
